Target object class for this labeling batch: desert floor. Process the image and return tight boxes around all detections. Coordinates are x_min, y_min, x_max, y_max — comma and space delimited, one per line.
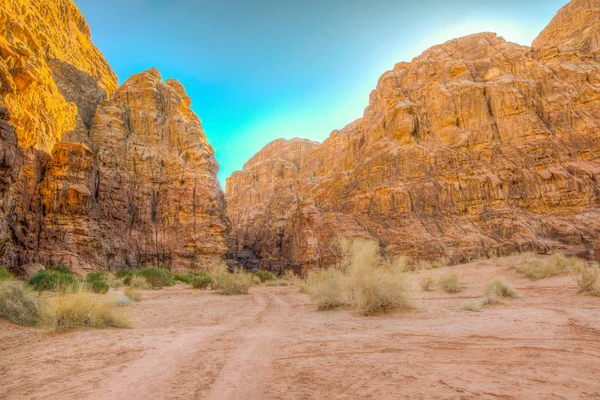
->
1, 257, 600, 400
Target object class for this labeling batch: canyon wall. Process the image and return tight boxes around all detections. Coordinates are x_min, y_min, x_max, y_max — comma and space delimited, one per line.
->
0, 0, 229, 273
227, 0, 600, 273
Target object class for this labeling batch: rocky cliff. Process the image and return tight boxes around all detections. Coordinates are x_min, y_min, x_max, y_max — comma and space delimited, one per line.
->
226, 0, 600, 273
0, 0, 229, 272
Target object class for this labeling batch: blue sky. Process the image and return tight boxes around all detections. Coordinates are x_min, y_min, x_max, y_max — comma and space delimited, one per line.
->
73, 0, 567, 187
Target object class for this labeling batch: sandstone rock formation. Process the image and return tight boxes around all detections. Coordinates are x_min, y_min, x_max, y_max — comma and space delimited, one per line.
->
0, 1, 229, 272
227, 0, 600, 273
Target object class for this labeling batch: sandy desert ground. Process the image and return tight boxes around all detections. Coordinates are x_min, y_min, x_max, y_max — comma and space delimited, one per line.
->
1, 256, 600, 400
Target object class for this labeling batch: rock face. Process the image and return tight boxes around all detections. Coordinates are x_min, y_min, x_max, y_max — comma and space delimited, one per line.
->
226, 0, 600, 273
0, 1, 229, 272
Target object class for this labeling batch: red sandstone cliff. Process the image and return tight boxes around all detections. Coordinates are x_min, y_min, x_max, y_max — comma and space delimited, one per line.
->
227, 0, 600, 273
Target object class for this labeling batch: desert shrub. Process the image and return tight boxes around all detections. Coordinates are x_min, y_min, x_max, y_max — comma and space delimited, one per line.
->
515, 253, 583, 280
419, 276, 435, 291
438, 274, 461, 293
305, 239, 413, 315
254, 270, 276, 283
39, 289, 130, 332
136, 268, 175, 289
304, 268, 347, 310
115, 269, 135, 279
191, 273, 213, 289
107, 274, 124, 289
0, 267, 15, 281
212, 266, 253, 295
346, 263, 411, 316
460, 301, 482, 312
48, 263, 73, 275
129, 275, 151, 290
264, 279, 290, 286
573, 264, 599, 293
28, 269, 77, 293
431, 258, 449, 269
123, 286, 142, 302
0, 281, 41, 325
174, 273, 194, 284
484, 278, 518, 300
85, 272, 109, 294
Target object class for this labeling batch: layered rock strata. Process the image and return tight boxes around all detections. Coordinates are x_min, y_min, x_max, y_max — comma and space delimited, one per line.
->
0, 1, 229, 272
227, 0, 600, 273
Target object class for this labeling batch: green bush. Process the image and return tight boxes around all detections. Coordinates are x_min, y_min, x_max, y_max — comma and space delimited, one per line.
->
0, 267, 15, 281
254, 270, 276, 283
28, 269, 77, 293
115, 269, 135, 279
191, 273, 213, 289
85, 272, 109, 294
48, 263, 73, 275
174, 273, 194, 284
0, 281, 41, 325
136, 268, 175, 289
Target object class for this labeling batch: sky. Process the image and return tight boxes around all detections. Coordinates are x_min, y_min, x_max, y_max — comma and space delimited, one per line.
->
73, 0, 567, 188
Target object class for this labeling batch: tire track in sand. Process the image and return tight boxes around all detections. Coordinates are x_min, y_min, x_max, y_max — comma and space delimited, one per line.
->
205, 290, 292, 400
81, 292, 270, 400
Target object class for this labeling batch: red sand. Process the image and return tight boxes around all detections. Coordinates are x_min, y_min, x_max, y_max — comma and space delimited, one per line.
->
1, 257, 600, 399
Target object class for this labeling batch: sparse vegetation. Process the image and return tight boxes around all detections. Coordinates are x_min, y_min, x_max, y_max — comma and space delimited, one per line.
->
304, 268, 347, 310
484, 278, 518, 300
305, 239, 413, 315
123, 286, 142, 302
191, 273, 213, 289
28, 265, 77, 293
438, 274, 461, 293
0, 281, 41, 325
573, 263, 599, 294
129, 275, 151, 290
174, 273, 194, 284
460, 301, 482, 312
254, 270, 276, 283
39, 288, 130, 332
212, 265, 254, 295
0, 267, 15, 281
515, 253, 584, 280
85, 272, 110, 294
419, 276, 435, 291
431, 258, 449, 269
136, 268, 175, 289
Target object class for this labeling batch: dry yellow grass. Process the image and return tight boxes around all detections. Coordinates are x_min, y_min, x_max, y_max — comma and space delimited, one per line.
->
304, 268, 347, 310
484, 278, 519, 300
129, 275, 151, 290
305, 239, 412, 315
40, 289, 130, 332
0, 281, 41, 326
460, 301, 482, 312
573, 264, 599, 294
515, 253, 584, 280
438, 274, 461, 293
419, 276, 435, 291
212, 265, 254, 295
123, 286, 142, 302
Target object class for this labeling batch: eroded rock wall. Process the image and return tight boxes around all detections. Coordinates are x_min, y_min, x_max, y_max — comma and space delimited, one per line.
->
0, 1, 229, 272
226, 0, 600, 273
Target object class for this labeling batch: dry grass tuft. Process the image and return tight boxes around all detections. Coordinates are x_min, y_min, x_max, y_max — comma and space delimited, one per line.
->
0, 281, 41, 325
484, 278, 519, 300
40, 288, 130, 332
515, 253, 584, 281
573, 263, 599, 294
419, 276, 435, 291
438, 274, 461, 293
123, 286, 142, 302
460, 301, 482, 312
304, 268, 347, 310
212, 265, 254, 295
129, 276, 151, 290
305, 238, 412, 315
